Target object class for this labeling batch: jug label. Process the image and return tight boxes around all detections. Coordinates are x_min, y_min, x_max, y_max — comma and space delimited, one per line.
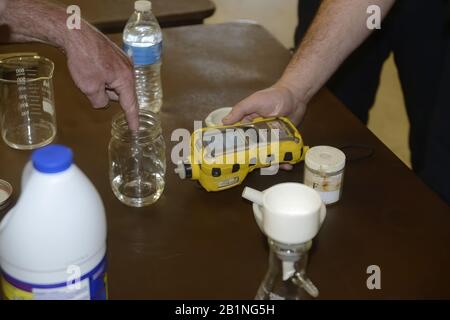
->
124, 42, 162, 66
1, 255, 108, 300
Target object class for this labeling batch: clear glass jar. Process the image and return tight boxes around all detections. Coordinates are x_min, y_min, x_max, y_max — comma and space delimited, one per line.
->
109, 110, 166, 207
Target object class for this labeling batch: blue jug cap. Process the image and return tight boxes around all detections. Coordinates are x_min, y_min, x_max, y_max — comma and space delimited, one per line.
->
32, 144, 74, 173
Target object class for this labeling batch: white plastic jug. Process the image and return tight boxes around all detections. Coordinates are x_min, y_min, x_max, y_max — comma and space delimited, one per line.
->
0, 145, 107, 300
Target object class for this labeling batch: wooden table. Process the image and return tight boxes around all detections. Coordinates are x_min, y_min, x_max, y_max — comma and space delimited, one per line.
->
0, 23, 449, 299
53, 0, 216, 32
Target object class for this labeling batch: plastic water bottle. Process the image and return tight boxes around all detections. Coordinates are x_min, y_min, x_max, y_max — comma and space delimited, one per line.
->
0, 145, 108, 300
123, 0, 163, 113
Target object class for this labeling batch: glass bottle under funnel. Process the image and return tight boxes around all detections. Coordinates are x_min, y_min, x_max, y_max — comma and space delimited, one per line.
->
256, 239, 319, 300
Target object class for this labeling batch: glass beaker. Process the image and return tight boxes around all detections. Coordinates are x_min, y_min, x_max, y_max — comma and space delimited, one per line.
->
109, 110, 166, 207
0, 55, 56, 150
255, 239, 319, 300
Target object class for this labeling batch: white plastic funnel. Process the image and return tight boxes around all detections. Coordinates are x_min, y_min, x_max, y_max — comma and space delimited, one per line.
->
242, 187, 264, 206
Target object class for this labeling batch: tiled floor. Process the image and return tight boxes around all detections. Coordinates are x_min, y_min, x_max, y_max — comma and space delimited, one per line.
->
206, 0, 411, 167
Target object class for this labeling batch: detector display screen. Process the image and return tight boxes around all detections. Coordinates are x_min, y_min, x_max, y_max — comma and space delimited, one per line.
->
195, 119, 296, 158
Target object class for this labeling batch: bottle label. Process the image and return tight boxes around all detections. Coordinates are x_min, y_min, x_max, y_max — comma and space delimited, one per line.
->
304, 169, 343, 204
1, 255, 108, 300
124, 42, 162, 66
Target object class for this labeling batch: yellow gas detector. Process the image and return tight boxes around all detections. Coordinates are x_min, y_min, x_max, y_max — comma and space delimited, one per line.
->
174, 117, 309, 192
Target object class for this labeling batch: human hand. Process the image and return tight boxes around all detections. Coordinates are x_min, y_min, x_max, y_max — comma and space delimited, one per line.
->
64, 26, 139, 130
222, 84, 307, 126
222, 84, 308, 171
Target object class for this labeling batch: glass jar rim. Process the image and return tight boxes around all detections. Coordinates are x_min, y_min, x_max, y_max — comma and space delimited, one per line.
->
111, 110, 161, 141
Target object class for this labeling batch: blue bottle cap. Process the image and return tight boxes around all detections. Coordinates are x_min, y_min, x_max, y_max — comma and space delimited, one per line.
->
32, 144, 74, 174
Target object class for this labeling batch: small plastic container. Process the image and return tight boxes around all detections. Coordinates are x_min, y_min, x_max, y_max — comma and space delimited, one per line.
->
303, 146, 346, 205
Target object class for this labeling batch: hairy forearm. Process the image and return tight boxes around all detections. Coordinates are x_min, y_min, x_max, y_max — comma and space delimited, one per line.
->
278, 0, 395, 103
0, 0, 73, 46
0, 0, 139, 128
0, 0, 104, 56
0, 0, 114, 65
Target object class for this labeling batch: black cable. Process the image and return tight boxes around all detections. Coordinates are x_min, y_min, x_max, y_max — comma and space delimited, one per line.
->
338, 144, 375, 162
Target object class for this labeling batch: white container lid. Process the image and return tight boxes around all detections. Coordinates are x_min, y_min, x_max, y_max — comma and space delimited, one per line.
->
135, 0, 152, 12
205, 107, 233, 127
305, 146, 346, 173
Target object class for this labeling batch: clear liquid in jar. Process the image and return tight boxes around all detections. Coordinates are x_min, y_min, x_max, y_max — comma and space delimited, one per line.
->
111, 171, 165, 207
